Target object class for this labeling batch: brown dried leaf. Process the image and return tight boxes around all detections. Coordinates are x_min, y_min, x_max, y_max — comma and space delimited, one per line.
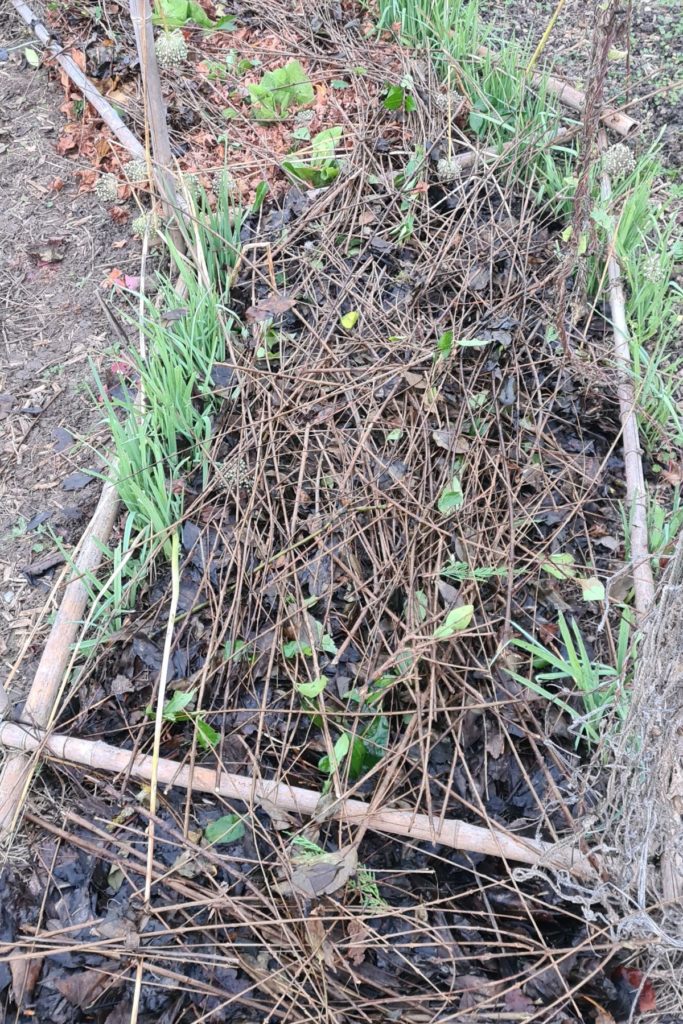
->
287, 844, 358, 898
10, 955, 42, 1007
245, 294, 296, 322
55, 969, 110, 1009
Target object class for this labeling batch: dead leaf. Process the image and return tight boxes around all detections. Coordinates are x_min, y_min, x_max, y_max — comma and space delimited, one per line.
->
245, 294, 296, 322
503, 988, 535, 1013
346, 917, 370, 966
662, 462, 683, 486
76, 168, 97, 191
305, 910, 339, 970
112, 239, 127, 249
259, 797, 297, 830
27, 238, 67, 264
486, 729, 505, 760
432, 428, 470, 453
55, 969, 111, 1009
48, 177, 65, 192
10, 955, 42, 1007
94, 137, 110, 164
110, 206, 129, 223
70, 48, 86, 73
285, 844, 358, 898
101, 267, 126, 289
56, 132, 78, 155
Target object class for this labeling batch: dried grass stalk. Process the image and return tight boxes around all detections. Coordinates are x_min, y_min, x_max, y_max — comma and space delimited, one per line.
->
0, 720, 598, 879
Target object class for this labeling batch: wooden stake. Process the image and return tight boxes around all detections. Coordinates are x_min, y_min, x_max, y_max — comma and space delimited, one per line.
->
0, 721, 598, 881
598, 129, 655, 625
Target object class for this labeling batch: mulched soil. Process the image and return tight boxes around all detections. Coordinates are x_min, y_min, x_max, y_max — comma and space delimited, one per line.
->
1, 2, 681, 1022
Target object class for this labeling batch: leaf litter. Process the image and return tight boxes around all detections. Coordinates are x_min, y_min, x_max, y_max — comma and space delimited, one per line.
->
2, 1, 679, 1023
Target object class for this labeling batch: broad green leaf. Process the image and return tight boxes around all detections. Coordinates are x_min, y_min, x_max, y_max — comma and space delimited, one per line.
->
224, 638, 247, 662
436, 330, 453, 358
541, 553, 576, 580
196, 719, 220, 749
383, 84, 405, 110
457, 337, 492, 348
386, 428, 403, 442
408, 589, 428, 624
318, 732, 350, 774
153, 0, 214, 27
437, 476, 463, 515
578, 576, 605, 602
295, 675, 328, 699
433, 604, 474, 639
321, 633, 337, 655
24, 47, 41, 68
341, 310, 359, 330
162, 689, 196, 721
283, 639, 313, 658
204, 813, 245, 846
331, 79, 350, 89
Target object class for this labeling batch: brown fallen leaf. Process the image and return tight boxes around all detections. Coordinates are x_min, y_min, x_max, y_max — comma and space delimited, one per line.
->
281, 844, 358, 898
346, 917, 370, 966
55, 969, 112, 1009
245, 294, 296, 322
10, 954, 42, 1007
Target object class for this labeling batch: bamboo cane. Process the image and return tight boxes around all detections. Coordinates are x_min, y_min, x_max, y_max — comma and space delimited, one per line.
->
0, 720, 598, 880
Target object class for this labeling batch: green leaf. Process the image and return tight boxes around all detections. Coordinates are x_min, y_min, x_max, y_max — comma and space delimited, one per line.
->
321, 633, 337, 655
408, 589, 428, 624
196, 719, 220, 749
224, 638, 247, 663
340, 310, 359, 330
362, 713, 389, 762
248, 60, 313, 119
383, 84, 406, 110
386, 428, 403, 442
283, 639, 314, 658
252, 181, 269, 213
404, 94, 417, 113
331, 79, 349, 89
222, 106, 240, 120
436, 330, 453, 358
153, 0, 214, 27
541, 553, 576, 580
292, 125, 311, 141
161, 689, 196, 722
204, 813, 245, 846
295, 675, 328, 699
437, 476, 463, 515
457, 337, 492, 348
433, 604, 474, 639
318, 732, 350, 774
24, 47, 41, 68
578, 576, 605, 602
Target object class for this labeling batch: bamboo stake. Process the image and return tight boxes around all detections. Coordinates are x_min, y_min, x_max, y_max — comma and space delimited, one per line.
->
474, 47, 637, 136
0, 484, 120, 834
0, 721, 598, 880
10, 0, 145, 160
598, 129, 655, 625
128, 0, 182, 243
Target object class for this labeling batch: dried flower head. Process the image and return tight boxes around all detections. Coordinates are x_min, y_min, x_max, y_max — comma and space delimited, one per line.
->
642, 251, 667, 286
223, 456, 250, 490
155, 31, 188, 69
212, 168, 236, 194
602, 143, 636, 179
435, 90, 461, 114
132, 212, 159, 239
436, 157, 461, 183
123, 159, 148, 185
94, 173, 119, 202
